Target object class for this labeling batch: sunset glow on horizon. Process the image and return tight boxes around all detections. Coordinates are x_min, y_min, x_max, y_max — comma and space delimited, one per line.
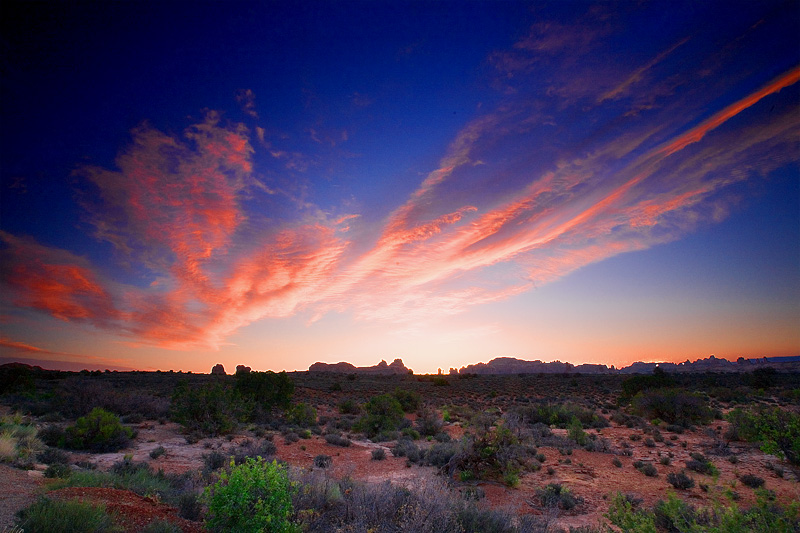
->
1, 1, 798, 374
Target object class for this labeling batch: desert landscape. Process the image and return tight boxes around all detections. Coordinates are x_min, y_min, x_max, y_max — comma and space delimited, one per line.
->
1, 359, 798, 532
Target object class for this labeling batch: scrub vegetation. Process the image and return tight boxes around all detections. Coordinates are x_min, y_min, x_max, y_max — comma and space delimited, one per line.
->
2, 363, 799, 532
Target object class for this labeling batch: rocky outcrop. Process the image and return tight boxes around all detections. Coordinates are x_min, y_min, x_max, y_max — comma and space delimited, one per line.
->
456, 355, 799, 375
235, 365, 251, 374
459, 357, 584, 375
309, 358, 412, 375
210, 364, 226, 375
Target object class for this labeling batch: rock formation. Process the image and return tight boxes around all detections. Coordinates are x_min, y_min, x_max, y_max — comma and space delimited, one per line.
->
210, 363, 226, 375
309, 358, 412, 375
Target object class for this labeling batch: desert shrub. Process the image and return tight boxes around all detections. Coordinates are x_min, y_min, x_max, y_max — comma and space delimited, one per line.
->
455, 505, 515, 532
0, 423, 44, 465
44, 463, 72, 479
286, 403, 317, 427
517, 402, 609, 429
424, 441, 459, 468
605, 492, 657, 533
232, 438, 277, 464
177, 492, 203, 521
432, 376, 450, 386
372, 448, 386, 460
38, 446, 69, 465
150, 446, 166, 459
739, 474, 765, 489
38, 424, 66, 447
314, 454, 332, 468
610, 490, 800, 532
324, 433, 351, 447
620, 367, 675, 401
393, 388, 421, 412
637, 463, 658, 477
204, 457, 298, 533
234, 371, 295, 413
415, 408, 444, 437
435, 431, 451, 443
567, 416, 587, 445
631, 388, 712, 427
64, 408, 133, 452
612, 457, 622, 468
667, 470, 695, 490
685, 458, 717, 476
393, 437, 422, 462
355, 394, 405, 438
726, 406, 800, 465
171, 382, 242, 436
448, 424, 535, 486
338, 399, 361, 415
203, 451, 228, 473
536, 483, 580, 510
16, 497, 119, 533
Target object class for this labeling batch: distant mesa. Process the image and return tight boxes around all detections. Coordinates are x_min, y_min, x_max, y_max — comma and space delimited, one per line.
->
236, 365, 251, 374
457, 357, 614, 375
309, 358, 412, 375
211, 363, 226, 375
455, 355, 800, 375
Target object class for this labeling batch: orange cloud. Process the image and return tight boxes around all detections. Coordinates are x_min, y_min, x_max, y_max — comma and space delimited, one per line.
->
1, 232, 120, 325
658, 66, 800, 158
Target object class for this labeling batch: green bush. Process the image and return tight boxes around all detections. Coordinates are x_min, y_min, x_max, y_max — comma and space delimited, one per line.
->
355, 394, 405, 438
64, 408, 133, 452
44, 463, 72, 479
631, 388, 711, 427
235, 371, 295, 412
726, 406, 800, 465
338, 399, 361, 415
620, 367, 675, 401
607, 489, 800, 532
666, 471, 694, 490
516, 403, 609, 429
16, 497, 120, 533
171, 382, 242, 436
567, 416, 587, 445
393, 388, 421, 412
204, 457, 298, 533
536, 483, 580, 510
286, 403, 316, 427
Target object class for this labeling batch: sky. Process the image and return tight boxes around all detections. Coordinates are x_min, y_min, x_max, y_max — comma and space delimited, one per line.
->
1, 1, 798, 374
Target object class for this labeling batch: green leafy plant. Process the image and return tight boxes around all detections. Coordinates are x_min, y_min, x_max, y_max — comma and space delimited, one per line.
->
355, 394, 405, 438
64, 408, 133, 452
171, 382, 242, 436
567, 416, 587, 445
286, 403, 317, 427
204, 457, 298, 533
727, 406, 800, 465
